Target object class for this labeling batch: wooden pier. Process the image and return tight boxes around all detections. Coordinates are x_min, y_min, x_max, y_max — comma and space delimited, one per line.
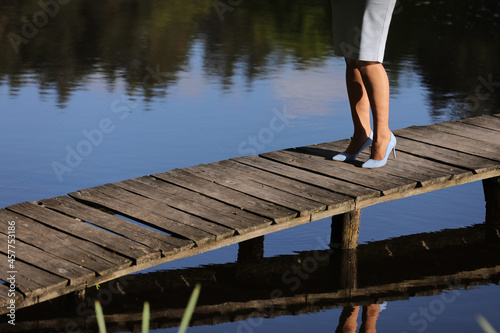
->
1, 113, 499, 314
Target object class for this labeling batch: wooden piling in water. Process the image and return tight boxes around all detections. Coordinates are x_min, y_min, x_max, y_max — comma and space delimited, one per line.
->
483, 176, 500, 243
331, 210, 362, 250
237, 236, 265, 264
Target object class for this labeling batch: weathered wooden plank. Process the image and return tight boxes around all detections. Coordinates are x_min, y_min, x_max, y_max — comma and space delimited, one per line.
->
94, 183, 237, 240
0, 257, 67, 298
154, 169, 298, 223
396, 126, 500, 162
218, 159, 354, 211
0, 284, 10, 301
357, 152, 452, 187
315, 137, 472, 181
431, 122, 500, 145
381, 150, 472, 180
235, 155, 378, 201
0, 283, 17, 303
7, 202, 158, 265
0, 259, 43, 298
394, 136, 499, 174
0, 209, 130, 276
355, 169, 500, 209
69, 187, 212, 245
119, 177, 271, 234
312, 140, 458, 187
459, 115, 500, 132
278, 146, 417, 193
0, 234, 94, 286
187, 162, 327, 217
38, 196, 181, 255
261, 149, 416, 196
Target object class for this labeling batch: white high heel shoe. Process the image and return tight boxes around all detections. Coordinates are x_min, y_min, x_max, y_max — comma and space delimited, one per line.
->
362, 132, 397, 168
332, 132, 373, 162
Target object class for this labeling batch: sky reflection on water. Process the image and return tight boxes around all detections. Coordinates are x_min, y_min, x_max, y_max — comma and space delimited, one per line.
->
1, 0, 499, 332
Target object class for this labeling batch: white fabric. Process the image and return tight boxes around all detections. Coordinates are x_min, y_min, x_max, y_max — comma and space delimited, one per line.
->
331, 0, 397, 62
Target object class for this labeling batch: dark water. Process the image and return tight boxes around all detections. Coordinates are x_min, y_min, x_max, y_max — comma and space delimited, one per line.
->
1, 0, 499, 332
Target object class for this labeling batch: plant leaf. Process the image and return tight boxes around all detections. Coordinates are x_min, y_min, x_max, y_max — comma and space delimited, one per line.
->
178, 283, 201, 333
94, 301, 107, 333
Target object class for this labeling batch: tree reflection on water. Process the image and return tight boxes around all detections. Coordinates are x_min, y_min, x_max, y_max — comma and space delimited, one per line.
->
0, 0, 498, 119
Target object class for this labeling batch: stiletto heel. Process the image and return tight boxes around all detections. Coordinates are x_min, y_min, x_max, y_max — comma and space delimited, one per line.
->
332, 132, 373, 162
362, 132, 397, 168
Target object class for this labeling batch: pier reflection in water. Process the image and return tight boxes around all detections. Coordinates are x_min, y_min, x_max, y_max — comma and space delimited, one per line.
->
6, 221, 500, 332
1, 0, 499, 331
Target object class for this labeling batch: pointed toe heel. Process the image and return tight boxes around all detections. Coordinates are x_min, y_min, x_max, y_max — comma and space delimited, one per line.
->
332, 132, 373, 162
362, 132, 397, 169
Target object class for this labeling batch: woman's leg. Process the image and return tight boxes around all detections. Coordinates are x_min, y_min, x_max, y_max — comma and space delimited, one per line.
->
335, 306, 360, 333
344, 58, 392, 161
343, 58, 372, 155
359, 304, 381, 333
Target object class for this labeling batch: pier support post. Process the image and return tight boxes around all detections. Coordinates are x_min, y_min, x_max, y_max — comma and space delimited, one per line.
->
237, 236, 264, 264
330, 249, 358, 299
340, 250, 357, 291
330, 209, 361, 250
483, 176, 500, 243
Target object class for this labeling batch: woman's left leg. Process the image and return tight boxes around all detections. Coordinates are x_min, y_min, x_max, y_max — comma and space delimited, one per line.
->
356, 61, 392, 161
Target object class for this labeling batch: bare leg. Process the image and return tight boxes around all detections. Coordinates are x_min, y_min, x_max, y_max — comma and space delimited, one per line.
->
344, 58, 392, 161
359, 304, 381, 333
343, 58, 372, 155
335, 306, 360, 333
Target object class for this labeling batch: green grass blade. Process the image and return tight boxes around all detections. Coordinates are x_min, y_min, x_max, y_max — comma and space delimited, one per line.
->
94, 301, 107, 333
477, 314, 498, 333
178, 283, 201, 333
142, 301, 150, 333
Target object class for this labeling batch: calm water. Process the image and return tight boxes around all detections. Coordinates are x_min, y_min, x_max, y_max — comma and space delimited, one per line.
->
1, 0, 499, 332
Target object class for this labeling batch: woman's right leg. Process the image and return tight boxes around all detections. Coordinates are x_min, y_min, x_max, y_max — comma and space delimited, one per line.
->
343, 57, 372, 155
336, 306, 360, 333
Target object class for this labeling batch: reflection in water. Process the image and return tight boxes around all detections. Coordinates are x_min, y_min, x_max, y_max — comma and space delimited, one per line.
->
5, 222, 500, 332
336, 305, 380, 333
0, 0, 498, 118
1, 1, 499, 331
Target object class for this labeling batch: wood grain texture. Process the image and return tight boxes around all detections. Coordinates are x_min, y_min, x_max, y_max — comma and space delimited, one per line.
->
7, 202, 158, 265
0, 234, 95, 286
261, 149, 416, 196
218, 159, 353, 209
1, 113, 500, 315
69, 186, 208, 245
188, 162, 328, 217
154, 168, 298, 223
0, 209, 130, 276
311, 140, 465, 187
396, 126, 500, 162
235, 155, 377, 201
460, 114, 500, 132
118, 177, 271, 234
38, 196, 180, 255
431, 122, 500, 144
394, 136, 499, 173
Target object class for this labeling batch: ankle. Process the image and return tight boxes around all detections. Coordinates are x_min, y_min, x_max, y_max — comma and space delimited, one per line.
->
373, 129, 391, 142
353, 130, 371, 141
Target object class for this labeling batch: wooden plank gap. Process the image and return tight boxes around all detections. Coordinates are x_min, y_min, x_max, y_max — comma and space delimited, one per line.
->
113, 179, 261, 237
7, 202, 157, 265
69, 188, 204, 247
37, 196, 180, 256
